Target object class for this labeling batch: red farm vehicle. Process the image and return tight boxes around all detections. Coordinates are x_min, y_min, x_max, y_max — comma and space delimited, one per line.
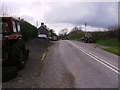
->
1, 17, 29, 82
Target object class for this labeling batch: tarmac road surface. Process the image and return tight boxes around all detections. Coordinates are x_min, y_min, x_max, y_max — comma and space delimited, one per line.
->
38, 40, 119, 88
3, 40, 119, 88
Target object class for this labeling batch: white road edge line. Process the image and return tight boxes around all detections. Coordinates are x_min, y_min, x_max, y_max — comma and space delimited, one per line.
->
76, 44, 119, 71
67, 40, 120, 74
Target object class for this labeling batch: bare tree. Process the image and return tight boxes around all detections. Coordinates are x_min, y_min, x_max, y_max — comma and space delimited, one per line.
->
60, 28, 68, 36
49, 29, 55, 37
59, 28, 68, 39
0, 2, 13, 16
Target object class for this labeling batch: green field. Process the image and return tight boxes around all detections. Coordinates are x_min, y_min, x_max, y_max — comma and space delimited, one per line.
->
96, 40, 120, 56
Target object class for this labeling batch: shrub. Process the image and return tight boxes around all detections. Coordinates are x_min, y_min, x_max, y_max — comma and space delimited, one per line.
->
20, 21, 38, 41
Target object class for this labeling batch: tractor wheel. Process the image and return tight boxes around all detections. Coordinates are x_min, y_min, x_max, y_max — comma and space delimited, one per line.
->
2, 66, 17, 82
2, 46, 9, 63
2, 46, 18, 82
10, 40, 26, 70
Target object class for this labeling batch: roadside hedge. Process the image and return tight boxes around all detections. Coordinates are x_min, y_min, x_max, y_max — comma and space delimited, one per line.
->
20, 21, 38, 41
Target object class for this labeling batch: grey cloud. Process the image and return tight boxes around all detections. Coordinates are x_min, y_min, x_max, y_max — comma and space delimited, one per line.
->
20, 15, 35, 24
44, 2, 118, 28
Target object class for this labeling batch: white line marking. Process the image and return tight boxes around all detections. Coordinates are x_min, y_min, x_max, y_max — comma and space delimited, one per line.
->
67, 40, 120, 74
41, 53, 46, 61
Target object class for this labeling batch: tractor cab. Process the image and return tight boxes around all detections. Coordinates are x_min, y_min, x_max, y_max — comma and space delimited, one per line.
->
1, 17, 21, 35
1, 17, 22, 45
81, 33, 94, 43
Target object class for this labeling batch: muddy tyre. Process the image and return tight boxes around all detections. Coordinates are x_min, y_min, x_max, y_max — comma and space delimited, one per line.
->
2, 66, 17, 82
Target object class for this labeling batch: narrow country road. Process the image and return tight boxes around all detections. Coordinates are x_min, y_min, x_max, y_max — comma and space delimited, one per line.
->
3, 40, 119, 88
38, 40, 119, 88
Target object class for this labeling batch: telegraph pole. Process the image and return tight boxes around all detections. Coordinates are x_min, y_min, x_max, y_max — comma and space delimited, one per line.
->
85, 22, 87, 32
36, 21, 38, 28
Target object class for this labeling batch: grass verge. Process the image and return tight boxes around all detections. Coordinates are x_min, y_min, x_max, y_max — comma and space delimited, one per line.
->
96, 40, 120, 56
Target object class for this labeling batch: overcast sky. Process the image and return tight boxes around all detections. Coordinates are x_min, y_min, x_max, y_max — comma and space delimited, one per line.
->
0, 0, 119, 34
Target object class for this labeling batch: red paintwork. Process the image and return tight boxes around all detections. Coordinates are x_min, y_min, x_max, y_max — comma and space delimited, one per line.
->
2, 17, 22, 46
